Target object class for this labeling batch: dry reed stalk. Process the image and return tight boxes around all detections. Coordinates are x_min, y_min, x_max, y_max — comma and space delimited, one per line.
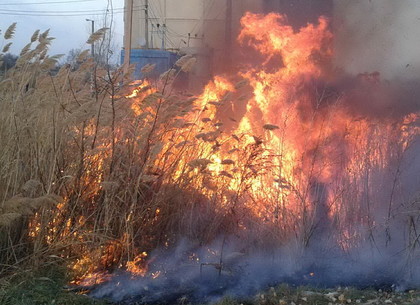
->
0, 22, 418, 285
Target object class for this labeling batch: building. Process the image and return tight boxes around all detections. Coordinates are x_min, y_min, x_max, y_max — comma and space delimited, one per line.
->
123, 0, 334, 86
123, 0, 262, 86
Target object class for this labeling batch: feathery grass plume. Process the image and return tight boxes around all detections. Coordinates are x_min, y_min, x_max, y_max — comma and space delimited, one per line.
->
159, 68, 176, 80
16, 50, 37, 67
221, 91, 232, 102
143, 92, 163, 105
0, 78, 12, 89
30, 195, 62, 210
76, 49, 90, 62
238, 94, 249, 101
86, 27, 109, 44
39, 49, 48, 61
141, 63, 156, 74
140, 175, 159, 183
41, 55, 62, 70
149, 142, 164, 160
4, 23, 16, 40
39, 29, 50, 41
101, 181, 119, 192
180, 57, 196, 72
0, 213, 22, 228
2, 42, 12, 53
188, 158, 212, 169
221, 159, 235, 165
175, 140, 190, 148
20, 42, 32, 56
235, 79, 249, 89
175, 54, 193, 67
220, 170, 234, 179
50, 54, 64, 61
35, 41, 50, 56
30, 29, 40, 42
208, 101, 224, 106
263, 123, 280, 130
2, 196, 35, 216
22, 180, 43, 197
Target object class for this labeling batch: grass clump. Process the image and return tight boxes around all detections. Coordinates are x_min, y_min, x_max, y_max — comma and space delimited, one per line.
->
240, 285, 420, 305
0, 20, 419, 304
0, 265, 108, 305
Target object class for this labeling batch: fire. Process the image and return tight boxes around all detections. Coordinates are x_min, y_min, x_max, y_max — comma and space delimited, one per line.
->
126, 79, 155, 99
28, 12, 418, 288
126, 252, 148, 276
238, 13, 332, 77
126, 79, 157, 115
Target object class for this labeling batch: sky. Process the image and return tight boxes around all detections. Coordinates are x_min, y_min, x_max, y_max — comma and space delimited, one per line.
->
0, 0, 124, 63
2, 0, 420, 78
334, 0, 420, 80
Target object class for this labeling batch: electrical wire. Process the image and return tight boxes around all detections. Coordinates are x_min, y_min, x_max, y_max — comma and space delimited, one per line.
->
151, 0, 163, 22
0, 7, 145, 17
147, 5, 178, 50
147, 6, 171, 49
0, 7, 126, 13
189, 0, 217, 36
0, 11, 140, 17
0, 0, 97, 5
147, 3, 204, 49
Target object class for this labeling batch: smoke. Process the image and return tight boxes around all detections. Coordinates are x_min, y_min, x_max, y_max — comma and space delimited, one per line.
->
334, 0, 420, 81
330, 72, 420, 116
86, 3, 420, 303
91, 227, 420, 304
91, 143, 420, 302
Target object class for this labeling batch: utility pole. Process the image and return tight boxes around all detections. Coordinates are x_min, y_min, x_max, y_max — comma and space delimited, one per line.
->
161, 24, 166, 50
145, 0, 149, 49
151, 24, 154, 48
225, 0, 232, 69
86, 19, 95, 59
124, 0, 134, 73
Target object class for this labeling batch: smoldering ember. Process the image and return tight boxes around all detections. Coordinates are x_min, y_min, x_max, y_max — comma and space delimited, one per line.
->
0, 1, 419, 305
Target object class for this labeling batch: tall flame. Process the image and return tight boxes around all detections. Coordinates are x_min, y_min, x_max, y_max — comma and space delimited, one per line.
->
56, 12, 419, 287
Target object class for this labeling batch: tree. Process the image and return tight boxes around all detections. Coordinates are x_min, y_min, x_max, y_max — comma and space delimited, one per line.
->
65, 48, 85, 70
0, 53, 18, 72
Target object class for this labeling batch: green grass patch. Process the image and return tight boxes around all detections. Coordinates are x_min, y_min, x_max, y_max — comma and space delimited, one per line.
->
0, 266, 419, 305
214, 285, 420, 305
0, 265, 108, 305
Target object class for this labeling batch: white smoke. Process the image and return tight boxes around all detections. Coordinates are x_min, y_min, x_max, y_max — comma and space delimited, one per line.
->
334, 0, 420, 80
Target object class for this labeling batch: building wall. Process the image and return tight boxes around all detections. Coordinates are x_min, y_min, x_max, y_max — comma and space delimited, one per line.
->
124, 0, 263, 85
124, 0, 263, 51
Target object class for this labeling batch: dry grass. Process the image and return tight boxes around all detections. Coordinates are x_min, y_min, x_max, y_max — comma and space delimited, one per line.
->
0, 23, 419, 294
0, 25, 277, 280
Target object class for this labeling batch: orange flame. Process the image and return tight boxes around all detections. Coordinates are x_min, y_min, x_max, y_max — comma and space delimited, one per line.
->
58, 12, 419, 286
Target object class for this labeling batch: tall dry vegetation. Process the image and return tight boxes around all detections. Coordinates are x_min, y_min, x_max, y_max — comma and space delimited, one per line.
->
0, 20, 419, 286
0, 24, 276, 282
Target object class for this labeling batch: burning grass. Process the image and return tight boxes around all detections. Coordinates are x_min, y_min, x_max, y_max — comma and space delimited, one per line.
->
0, 12, 419, 304
1, 268, 419, 305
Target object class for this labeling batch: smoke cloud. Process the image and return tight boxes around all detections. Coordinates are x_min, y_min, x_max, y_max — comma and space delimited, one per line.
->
334, 0, 420, 81
88, 3, 420, 304
91, 226, 420, 304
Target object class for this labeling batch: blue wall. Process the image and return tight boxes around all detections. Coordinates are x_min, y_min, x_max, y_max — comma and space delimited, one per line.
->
121, 49, 178, 79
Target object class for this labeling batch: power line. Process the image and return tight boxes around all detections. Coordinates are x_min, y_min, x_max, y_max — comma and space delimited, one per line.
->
0, 9, 144, 17
0, 7, 145, 17
0, 7, 126, 13
0, 0, 97, 5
